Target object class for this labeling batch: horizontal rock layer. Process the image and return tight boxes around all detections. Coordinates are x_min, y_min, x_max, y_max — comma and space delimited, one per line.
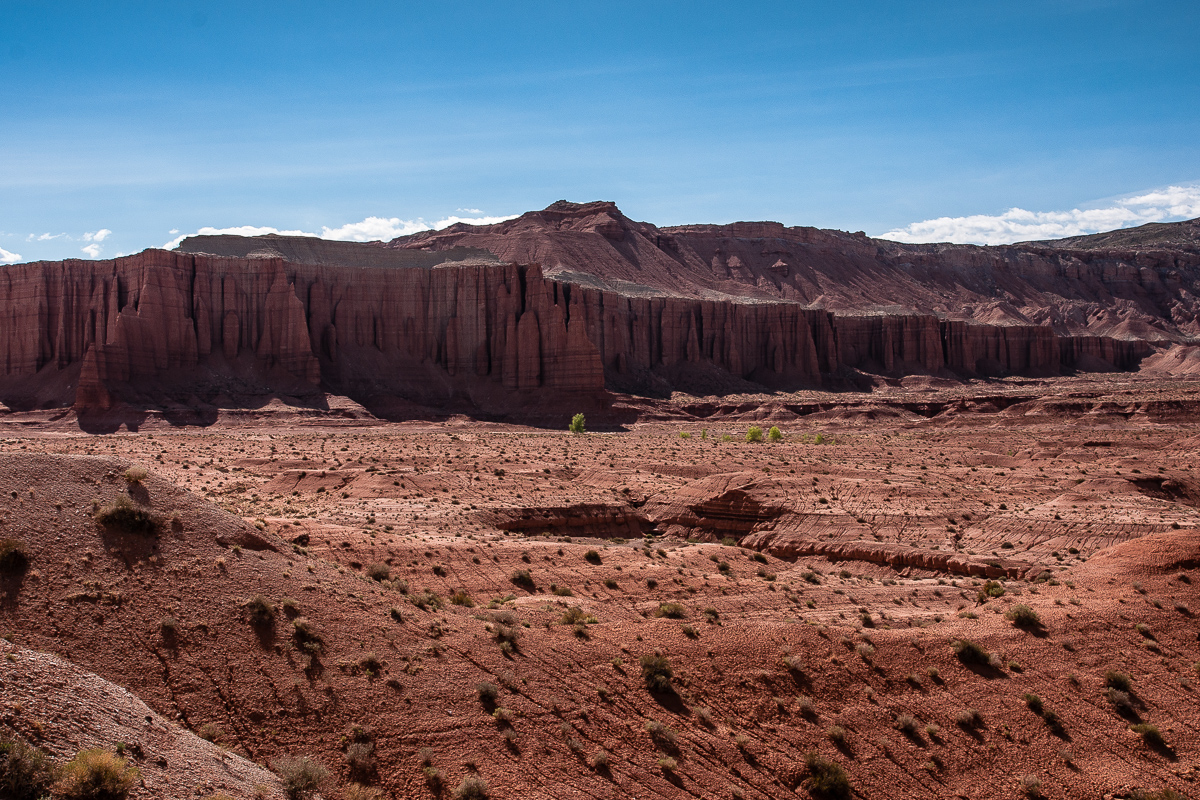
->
0, 250, 1153, 414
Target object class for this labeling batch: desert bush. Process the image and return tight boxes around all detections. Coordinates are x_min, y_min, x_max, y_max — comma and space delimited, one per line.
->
746, 426, 764, 443
768, 426, 783, 442
122, 466, 148, 485
0, 539, 31, 574
952, 639, 991, 665
1006, 604, 1041, 629
95, 495, 159, 535
54, 748, 139, 800
291, 617, 324, 653
1020, 774, 1042, 798
1105, 670, 1133, 692
454, 775, 488, 800
0, 737, 56, 800
559, 606, 596, 625
640, 652, 674, 692
1107, 688, 1135, 716
477, 681, 499, 705
1023, 693, 1044, 715
569, 413, 586, 434
1130, 789, 1186, 800
365, 562, 390, 582
644, 720, 678, 748
344, 741, 376, 782
449, 589, 474, 607
342, 784, 383, 800
410, 590, 443, 611
804, 752, 851, 799
655, 602, 686, 619
656, 756, 678, 771
273, 755, 328, 800
1131, 723, 1166, 748
245, 594, 276, 627
509, 569, 535, 590
895, 714, 919, 736
955, 708, 982, 729
855, 642, 875, 660
591, 750, 610, 770
977, 580, 1005, 601
584, 549, 601, 564
827, 726, 847, 745
196, 722, 223, 743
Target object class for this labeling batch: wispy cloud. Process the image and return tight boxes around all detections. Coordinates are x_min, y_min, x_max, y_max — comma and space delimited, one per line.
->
29, 232, 66, 242
0, 247, 22, 264
878, 184, 1200, 245
82, 229, 111, 242
162, 212, 518, 249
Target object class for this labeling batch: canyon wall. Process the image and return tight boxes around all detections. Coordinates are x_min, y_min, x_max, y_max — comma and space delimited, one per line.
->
0, 249, 1149, 416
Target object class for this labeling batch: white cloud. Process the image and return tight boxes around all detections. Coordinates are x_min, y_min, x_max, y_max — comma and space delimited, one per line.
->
163, 212, 518, 249
0, 247, 21, 264
878, 184, 1200, 245
456, 207, 483, 214
29, 232, 65, 242
82, 229, 111, 242
80, 243, 103, 259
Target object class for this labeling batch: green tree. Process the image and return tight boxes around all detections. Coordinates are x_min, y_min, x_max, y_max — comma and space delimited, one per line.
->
746, 426, 763, 443
569, 413, 586, 434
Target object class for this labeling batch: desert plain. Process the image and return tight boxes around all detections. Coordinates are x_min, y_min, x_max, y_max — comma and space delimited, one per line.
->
1, 372, 1198, 800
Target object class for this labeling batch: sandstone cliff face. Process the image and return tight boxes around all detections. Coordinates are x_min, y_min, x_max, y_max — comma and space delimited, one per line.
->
0, 246, 1154, 415
395, 201, 1200, 342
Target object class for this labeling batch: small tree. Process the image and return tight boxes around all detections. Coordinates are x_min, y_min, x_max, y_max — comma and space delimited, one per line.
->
767, 426, 783, 442
746, 426, 763, 443
569, 413, 586, 434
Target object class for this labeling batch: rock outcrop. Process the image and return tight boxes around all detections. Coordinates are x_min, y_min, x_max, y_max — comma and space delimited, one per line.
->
1, 201, 1195, 419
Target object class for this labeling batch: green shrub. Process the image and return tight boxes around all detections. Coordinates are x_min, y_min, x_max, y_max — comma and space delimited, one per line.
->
559, 606, 596, 625
1006, 604, 1041, 629
272, 755, 328, 800
804, 752, 851, 799
1105, 670, 1133, 692
746, 426, 763, 443
1131, 723, 1166, 749
0, 539, 30, 574
977, 580, 1005, 601
768, 426, 783, 442
94, 495, 159, 536
0, 737, 56, 800
640, 653, 674, 692
569, 413, 586, 434
54, 749, 139, 800
655, 602, 686, 619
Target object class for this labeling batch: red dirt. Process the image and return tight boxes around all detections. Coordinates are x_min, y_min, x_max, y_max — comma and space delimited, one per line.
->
1, 373, 1198, 799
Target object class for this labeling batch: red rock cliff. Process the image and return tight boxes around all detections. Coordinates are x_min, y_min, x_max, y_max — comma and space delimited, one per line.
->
0, 247, 1151, 417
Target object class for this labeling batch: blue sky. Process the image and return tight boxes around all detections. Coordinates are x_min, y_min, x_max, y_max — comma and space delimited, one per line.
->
2, 0, 1199, 263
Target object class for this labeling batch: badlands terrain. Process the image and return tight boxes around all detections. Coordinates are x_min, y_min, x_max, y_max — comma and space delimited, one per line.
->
0, 372, 1198, 799
1, 205, 1199, 799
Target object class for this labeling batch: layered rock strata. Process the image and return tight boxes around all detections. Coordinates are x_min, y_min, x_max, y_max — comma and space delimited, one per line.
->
0, 248, 1154, 414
